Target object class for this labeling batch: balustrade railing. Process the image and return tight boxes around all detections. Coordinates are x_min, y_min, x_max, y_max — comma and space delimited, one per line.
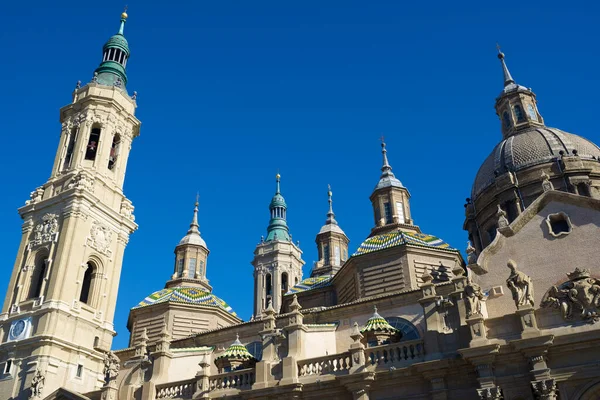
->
298, 352, 352, 377
366, 339, 424, 368
155, 379, 195, 399
209, 368, 255, 391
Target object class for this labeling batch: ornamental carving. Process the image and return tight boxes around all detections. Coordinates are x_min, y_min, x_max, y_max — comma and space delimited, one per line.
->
88, 221, 113, 256
67, 171, 95, 192
25, 187, 44, 206
531, 378, 558, 400
477, 386, 502, 400
541, 268, 600, 323
120, 199, 135, 221
30, 214, 59, 247
506, 260, 534, 309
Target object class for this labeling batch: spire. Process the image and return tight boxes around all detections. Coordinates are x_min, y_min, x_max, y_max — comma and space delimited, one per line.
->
325, 184, 337, 225
374, 138, 404, 190
266, 173, 291, 242
381, 138, 393, 177
178, 196, 207, 248
93, 10, 131, 88
496, 45, 515, 87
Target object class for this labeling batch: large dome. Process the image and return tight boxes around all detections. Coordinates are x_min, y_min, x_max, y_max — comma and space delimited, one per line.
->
472, 127, 600, 198
133, 287, 237, 316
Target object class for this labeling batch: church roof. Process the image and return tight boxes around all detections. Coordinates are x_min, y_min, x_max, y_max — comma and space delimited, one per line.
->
361, 307, 399, 334
133, 287, 237, 316
287, 275, 333, 294
353, 230, 456, 257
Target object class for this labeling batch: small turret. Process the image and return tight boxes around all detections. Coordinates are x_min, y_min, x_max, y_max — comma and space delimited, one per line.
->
313, 185, 349, 276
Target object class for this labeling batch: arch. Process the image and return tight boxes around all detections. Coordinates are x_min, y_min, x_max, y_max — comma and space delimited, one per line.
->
79, 262, 96, 305
63, 127, 78, 170
574, 379, 600, 400
85, 125, 102, 161
108, 133, 121, 170
28, 251, 49, 300
514, 105, 525, 123
384, 317, 420, 341
281, 272, 289, 293
503, 111, 511, 128
265, 274, 272, 308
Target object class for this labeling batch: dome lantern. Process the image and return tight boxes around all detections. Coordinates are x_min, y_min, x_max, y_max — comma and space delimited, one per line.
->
93, 9, 131, 88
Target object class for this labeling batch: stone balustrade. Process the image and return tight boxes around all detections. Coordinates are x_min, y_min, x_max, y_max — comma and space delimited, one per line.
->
208, 368, 255, 391
298, 352, 352, 377
155, 379, 195, 399
366, 339, 425, 369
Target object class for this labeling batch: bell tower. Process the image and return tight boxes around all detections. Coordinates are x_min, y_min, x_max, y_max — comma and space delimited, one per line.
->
0, 11, 140, 397
252, 175, 304, 315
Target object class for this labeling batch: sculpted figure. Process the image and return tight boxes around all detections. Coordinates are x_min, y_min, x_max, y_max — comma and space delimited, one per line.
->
506, 260, 534, 308
466, 241, 477, 265
29, 368, 45, 398
465, 280, 485, 318
103, 351, 120, 384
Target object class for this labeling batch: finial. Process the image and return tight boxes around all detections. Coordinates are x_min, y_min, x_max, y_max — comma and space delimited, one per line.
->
118, 6, 128, 35
75, 80, 81, 90
325, 184, 337, 225
496, 44, 515, 87
275, 172, 281, 194
380, 137, 393, 176
187, 195, 200, 235
132, 91, 137, 100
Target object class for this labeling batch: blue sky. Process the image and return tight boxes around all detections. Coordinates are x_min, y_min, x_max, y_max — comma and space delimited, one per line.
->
1, 1, 599, 349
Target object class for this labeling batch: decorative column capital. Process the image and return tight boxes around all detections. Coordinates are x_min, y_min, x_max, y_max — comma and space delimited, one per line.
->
531, 378, 558, 400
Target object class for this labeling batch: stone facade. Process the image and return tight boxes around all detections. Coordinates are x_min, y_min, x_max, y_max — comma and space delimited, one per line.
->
3, 12, 600, 400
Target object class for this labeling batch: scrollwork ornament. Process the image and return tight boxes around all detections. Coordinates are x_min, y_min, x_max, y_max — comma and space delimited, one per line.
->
103, 351, 120, 386
541, 268, 600, 323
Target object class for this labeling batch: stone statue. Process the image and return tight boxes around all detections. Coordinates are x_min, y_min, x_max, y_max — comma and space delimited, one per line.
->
103, 351, 120, 385
506, 260, 534, 308
465, 280, 485, 318
496, 204, 509, 229
29, 368, 45, 399
466, 241, 477, 265
541, 268, 600, 323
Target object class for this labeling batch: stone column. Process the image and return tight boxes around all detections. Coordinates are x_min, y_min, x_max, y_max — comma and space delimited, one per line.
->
512, 335, 557, 400
459, 344, 501, 399
281, 295, 306, 386
150, 322, 172, 381
344, 373, 375, 400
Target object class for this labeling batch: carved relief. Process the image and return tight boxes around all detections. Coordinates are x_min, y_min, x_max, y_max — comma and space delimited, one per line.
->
541, 268, 600, 323
506, 260, 534, 309
466, 241, 478, 265
67, 171, 95, 192
120, 199, 135, 221
477, 386, 502, 400
30, 214, 59, 247
88, 221, 113, 256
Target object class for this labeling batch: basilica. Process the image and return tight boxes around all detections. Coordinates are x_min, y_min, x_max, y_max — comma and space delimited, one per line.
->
2, 11, 600, 400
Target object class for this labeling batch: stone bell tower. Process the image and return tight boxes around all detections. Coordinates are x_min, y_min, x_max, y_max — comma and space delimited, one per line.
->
252, 174, 304, 316
0, 11, 140, 398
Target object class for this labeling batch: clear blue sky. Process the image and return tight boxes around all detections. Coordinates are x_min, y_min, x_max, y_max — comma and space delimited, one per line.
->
1, 1, 599, 349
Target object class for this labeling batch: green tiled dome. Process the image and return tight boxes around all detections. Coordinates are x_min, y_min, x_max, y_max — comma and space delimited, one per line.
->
133, 287, 237, 317
215, 335, 256, 361
361, 307, 399, 334
287, 275, 332, 294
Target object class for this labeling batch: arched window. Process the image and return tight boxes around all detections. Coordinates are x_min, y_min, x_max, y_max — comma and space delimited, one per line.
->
108, 134, 120, 170
246, 341, 263, 361
527, 104, 538, 121
79, 262, 95, 304
85, 127, 101, 161
188, 258, 197, 278
323, 244, 330, 265
281, 272, 289, 293
514, 105, 525, 123
28, 253, 48, 300
578, 183, 590, 197
503, 111, 511, 129
63, 127, 78, 170
176, 258, 184, 278
384, 317, 420, 341
265, 274, 272, 308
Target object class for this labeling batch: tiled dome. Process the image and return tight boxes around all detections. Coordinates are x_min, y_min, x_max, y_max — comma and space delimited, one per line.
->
133, 287, 236, 316
472, 127, 600, 198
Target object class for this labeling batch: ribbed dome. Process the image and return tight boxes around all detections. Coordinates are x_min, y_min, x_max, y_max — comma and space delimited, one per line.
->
270, 193, 286, 208
104, 34, 130, 55
178, 232, 207, 247
472, 127, 600, 198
